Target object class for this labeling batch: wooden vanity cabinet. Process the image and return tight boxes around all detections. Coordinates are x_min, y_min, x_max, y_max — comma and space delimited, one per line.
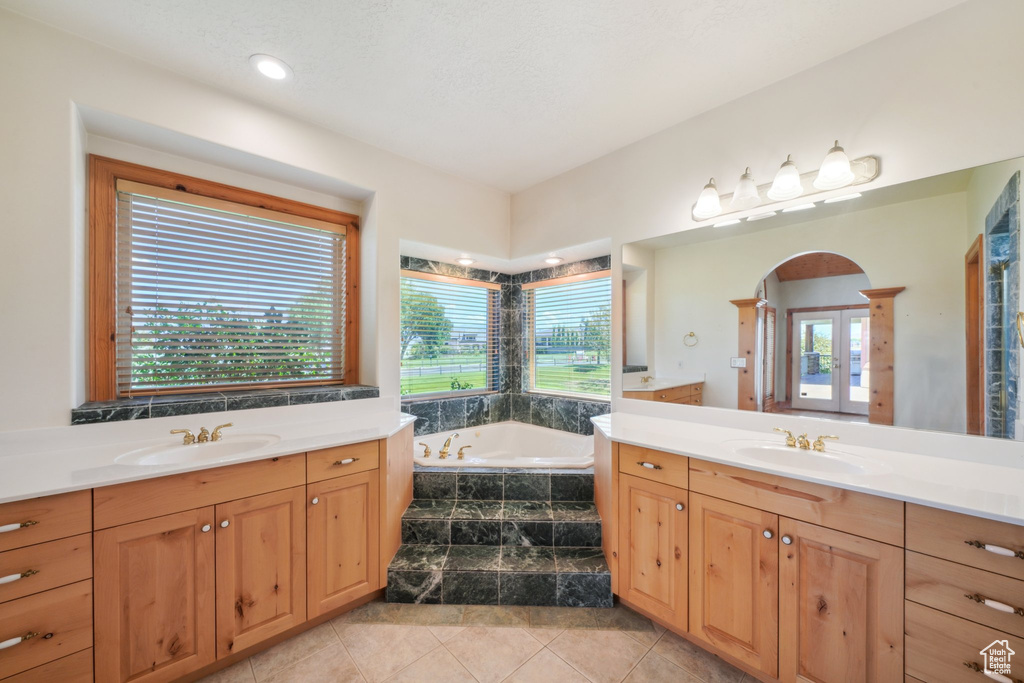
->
617, 473, 688, 631
779, 518, 904, 683
215, 486, 306, 658
689, 493, 779, 678
93, 508, 217, 683
307, 469, 380, 617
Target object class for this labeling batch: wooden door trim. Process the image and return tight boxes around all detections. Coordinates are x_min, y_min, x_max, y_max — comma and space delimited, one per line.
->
732, 298, 767, 411
858, 287, 905, 425
965, 235, 985, 435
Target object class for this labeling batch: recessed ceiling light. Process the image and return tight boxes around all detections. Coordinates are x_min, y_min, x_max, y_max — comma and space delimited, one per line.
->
545, 256, 563, 265
713, 218, 741, 228
249, 54, 293, 80
746, 211, 778, 222
782, 203, 816, 213
456, 256, 476, 266
824, 193, 862, 203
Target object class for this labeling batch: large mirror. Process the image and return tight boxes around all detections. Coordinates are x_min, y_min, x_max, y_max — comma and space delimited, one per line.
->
622, 156, 1024, 440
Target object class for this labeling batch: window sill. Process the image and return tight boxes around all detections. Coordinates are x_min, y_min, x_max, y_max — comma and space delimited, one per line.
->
526, 389, 611, 403
401, 389, 498, 403
71, 385, 380, 425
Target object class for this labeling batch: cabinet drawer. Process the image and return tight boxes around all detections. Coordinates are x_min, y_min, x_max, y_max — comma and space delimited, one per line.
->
307, 441, 379, 483
907, 504, 1024, 581
689, 459, 904, 545
0, 491, 91, 553
653, 385, 691, 403
94, 453, 305, 528
618, 444, 688, 489
0, 534, 91, 605
906, 601, 1023, 683
3, 648, 92, 683
690, 383, 703, 395
907, 551, 1024, 638
0, 580, 93, 679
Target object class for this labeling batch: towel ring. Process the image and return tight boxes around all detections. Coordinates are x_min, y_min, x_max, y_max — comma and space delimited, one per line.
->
1017, 311, 1024, 348
683, 332, 698, 347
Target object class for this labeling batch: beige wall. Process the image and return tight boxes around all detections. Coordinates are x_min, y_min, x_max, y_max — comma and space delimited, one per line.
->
652, 192, 967, 432
0, 11, 510, 431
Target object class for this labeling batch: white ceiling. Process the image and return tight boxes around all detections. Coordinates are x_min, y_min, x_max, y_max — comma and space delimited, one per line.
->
2, 0, 964, 192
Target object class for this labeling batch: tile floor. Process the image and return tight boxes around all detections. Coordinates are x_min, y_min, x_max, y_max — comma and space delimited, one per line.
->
199, 599, 753, 683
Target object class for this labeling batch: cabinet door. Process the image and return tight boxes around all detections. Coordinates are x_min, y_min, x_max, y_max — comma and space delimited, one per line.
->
215, 487, 306, 658
308, 470, 380, 617
94, 508, 216, 683
617, 473, 688, 631
689, 493, 779, 677
779, 518, 903, 683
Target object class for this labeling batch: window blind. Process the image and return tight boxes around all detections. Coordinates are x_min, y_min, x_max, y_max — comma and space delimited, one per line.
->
400, 272, 499, 396
527, 274, 612, 398
115, 181, 346, 395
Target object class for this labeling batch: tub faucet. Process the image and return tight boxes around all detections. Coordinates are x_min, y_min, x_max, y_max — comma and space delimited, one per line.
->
439, 432, 459, 459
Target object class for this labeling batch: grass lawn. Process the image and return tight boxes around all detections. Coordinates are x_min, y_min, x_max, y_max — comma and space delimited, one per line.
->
401, 369, 486, 395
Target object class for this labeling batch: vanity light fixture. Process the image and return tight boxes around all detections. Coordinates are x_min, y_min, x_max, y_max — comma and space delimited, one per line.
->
746, 211, 777, 221
813, 140, 856, 190
544, 255, 563, 265
249, 54, 293, 80
713, 218, 741, 228
767, 155, 804, 201
823, 192, 862, 203
731, 168, 760, 209
455, 256, 476, 266
781, 203, 816, 213
692, 178, 723, 219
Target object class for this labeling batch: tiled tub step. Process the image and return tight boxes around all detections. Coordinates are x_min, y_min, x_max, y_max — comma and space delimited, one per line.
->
386, 545, 613, 607
413, 468, 594, 503
401, 499, 602, 547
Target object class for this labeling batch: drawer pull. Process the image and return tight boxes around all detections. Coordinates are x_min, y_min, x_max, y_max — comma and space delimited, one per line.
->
0, 632, 38, 650
763, 529, 774, 539
0, 569, 38, 585
965, 540, 1024, 560
963, 661, 1021, 683
781, 535, 793, 545
0, 521, 38, 534
637, 462, 662, 470
332, 457, 359, 466
965, 592, 1024, 617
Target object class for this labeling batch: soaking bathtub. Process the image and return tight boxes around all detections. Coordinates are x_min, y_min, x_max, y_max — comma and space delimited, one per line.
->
413, 421, 593, 469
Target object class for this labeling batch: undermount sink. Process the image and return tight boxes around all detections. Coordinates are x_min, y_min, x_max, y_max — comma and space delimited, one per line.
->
116, 434, 281, 466
725, 440, 891, 476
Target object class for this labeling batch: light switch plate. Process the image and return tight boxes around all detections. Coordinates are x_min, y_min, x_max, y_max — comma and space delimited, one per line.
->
730, 357, 747, 368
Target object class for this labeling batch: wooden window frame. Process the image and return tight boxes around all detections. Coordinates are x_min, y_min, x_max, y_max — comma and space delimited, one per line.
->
88, 155, 361, 401
524, 270, 612, 399
399, 270, 501, 400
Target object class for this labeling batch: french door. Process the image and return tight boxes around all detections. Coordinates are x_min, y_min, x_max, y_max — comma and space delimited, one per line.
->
791, 309, 869, 415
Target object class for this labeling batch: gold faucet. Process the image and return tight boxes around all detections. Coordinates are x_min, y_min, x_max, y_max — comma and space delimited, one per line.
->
196, 427, 211, 443
773, 427, 796, 448
796, 433, 811, 450
418, 442, 432, 458
640, 375, 654, 384
170, 428, 196, 445
457, 445, 472, 460
211, 423, 233, 442
439, 432, 459, 459
812, 435, 839, 452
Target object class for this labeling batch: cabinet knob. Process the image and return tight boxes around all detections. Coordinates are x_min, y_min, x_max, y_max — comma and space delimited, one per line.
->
675, 503, 684, 511
781, 535, 793, 545
201, 524, 211, 533
220, 520, 230, 528
763, 529, 773, 539
311, 497, 319, 505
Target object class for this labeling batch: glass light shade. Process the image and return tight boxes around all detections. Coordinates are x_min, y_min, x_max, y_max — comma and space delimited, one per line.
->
767, 155, 804, 201
731, 168, 760, 209
693, 178, 722, 219
813, 140, 855, 190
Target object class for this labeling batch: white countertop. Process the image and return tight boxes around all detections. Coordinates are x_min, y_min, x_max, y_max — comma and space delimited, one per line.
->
0, 398, 414, 504
593, 412, 1024, 526
621, 374, 706, 392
